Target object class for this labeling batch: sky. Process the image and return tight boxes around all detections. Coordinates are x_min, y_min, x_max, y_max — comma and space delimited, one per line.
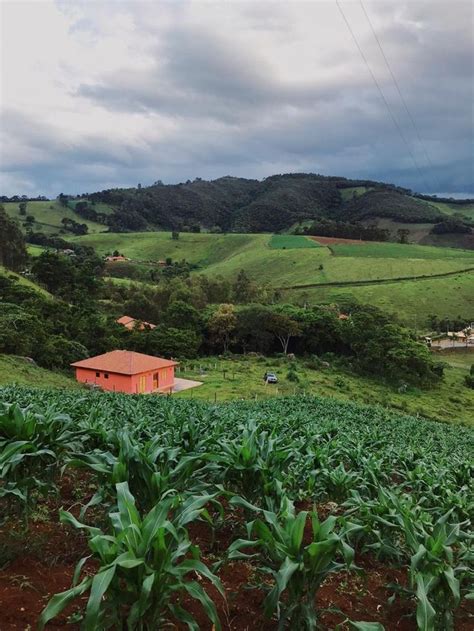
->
1, 0, 473, 197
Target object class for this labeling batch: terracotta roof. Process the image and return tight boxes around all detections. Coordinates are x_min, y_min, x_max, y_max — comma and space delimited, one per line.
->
116, 315, 156, 330
71, 350, 177, 375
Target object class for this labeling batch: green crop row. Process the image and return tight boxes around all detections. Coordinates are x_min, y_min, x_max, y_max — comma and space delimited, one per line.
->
1, 388, 472, 630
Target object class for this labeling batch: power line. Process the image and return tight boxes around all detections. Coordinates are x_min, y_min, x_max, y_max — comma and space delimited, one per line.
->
359, 0, 440, 190
335, 0, 429, 191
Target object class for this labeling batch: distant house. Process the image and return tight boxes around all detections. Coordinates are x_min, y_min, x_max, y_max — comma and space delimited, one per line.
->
116, 315, 156, 330
105, 255, 130, 262
71, 350, 177, 394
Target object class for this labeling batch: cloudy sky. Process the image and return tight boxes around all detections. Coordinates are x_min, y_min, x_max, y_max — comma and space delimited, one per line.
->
1, 0, 472, 197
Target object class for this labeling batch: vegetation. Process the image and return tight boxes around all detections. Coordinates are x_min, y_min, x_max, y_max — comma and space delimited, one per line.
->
2, 200, 107, 235
81, 173, 467, 234
269, 234, 319, 249
0, 390, 472, 629
0, 207, 28, 270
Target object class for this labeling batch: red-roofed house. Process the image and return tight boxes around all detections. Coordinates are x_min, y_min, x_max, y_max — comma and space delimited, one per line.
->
71, 350, 177, 394
116, 315, 156, 330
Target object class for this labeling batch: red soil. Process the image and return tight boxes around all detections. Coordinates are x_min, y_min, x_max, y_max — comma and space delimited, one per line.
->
1, 482, 472, 630
310, 236, 367, 245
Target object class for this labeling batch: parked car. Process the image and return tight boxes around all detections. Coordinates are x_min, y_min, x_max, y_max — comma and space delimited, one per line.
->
264, 372, 278, 384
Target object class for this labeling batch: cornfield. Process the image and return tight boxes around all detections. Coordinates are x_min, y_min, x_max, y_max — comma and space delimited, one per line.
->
0, 386, 472, 630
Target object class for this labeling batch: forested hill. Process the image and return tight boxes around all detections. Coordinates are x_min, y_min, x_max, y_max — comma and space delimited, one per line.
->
75, 173, 473, 233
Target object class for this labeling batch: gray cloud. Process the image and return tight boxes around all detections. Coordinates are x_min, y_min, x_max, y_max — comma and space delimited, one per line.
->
1, 1, 472, 196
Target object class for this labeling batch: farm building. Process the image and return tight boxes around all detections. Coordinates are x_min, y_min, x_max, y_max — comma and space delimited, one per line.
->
105, 255, 130, 262
116, 315, 156, 330
71, 350, 177, 394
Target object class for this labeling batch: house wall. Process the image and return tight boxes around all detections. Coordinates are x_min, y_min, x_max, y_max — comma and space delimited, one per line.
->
130, 366, 175, 393
75, 365, 175, 394
75, 368, 134, 393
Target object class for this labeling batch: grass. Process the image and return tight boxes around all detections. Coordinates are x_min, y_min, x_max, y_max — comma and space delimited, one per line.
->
269, 235, 319, 249
70, 231, 474, 323
175, 355, 474, 426
331, 242, 474, 259
339, 186, 371, 201
0, 355, 80, 389
4, 201, 107, 235
284, 272, 474, 325
0, 350, 471, 425
418, 199, 474, 221
0, 265, 51, 297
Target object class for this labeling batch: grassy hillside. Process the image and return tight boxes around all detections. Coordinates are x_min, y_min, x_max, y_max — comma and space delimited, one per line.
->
72, 231, 474, 323
0, 265, 51, 297
0, 354, 79, 388
3, 200, 107, 235
418, 199, 474, 220
0, 352, 471, 425
176, 354, 474, 425
285, 271, 474, 324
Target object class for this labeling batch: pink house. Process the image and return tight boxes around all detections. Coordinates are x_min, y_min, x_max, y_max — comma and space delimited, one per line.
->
71, 350, 177, 394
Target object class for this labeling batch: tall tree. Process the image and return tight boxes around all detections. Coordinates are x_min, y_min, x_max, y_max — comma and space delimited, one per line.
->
0, 207, 28, 271
208, 303, 237, 353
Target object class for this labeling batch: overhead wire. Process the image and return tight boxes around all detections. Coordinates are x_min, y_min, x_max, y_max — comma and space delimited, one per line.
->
359, 0, 439, 190
335, 0, 430, 191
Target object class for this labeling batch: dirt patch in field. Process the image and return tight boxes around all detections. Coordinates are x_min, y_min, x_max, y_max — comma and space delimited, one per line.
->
309, 236, 368, 245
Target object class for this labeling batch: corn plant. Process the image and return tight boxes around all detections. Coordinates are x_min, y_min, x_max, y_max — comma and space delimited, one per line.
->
0, 403, 84, 525
212, 420, 294, 504
400, 510, 472, 630
228, 495, 358, 629
67, 430, 215, 515
39, 482, 224, 631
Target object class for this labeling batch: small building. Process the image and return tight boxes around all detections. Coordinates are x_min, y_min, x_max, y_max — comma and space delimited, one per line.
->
71, 350, 177, 394
105, 255, 130, 262
116, 315, 156, 330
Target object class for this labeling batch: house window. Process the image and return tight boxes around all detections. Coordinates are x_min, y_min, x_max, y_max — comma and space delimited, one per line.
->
96, 372, 100, 377
104, 373, 109, 379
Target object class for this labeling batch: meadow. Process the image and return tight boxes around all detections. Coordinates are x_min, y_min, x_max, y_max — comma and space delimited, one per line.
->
70, 231, 474, 323
175, 353, 474, 426
0, 387, 472, 630
3, 200, 108, 235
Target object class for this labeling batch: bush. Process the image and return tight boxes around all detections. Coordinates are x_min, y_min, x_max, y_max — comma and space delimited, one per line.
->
287, 368, 299, 382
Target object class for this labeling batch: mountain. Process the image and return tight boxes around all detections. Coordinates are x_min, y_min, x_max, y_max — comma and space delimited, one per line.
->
68, 173, 474, 235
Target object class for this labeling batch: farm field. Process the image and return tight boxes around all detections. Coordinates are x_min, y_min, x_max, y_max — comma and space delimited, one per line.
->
0, 351, 469, 426
3, 200, 107, 235
0, 388, 472, 630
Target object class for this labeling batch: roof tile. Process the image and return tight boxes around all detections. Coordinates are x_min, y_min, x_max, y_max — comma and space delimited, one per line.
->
71, 350, 177, 375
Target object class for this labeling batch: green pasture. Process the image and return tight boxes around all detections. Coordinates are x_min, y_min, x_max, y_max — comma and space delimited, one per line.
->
3, 200, 107, 235
176, 355, 474, 426
269, 234, 318, 249
70, 231, 474, 323
0, 265, 51, 297
331, 242, 474, 259
284, 271, 474, 325
339, 186, 371, 201
0, 355, 79, 389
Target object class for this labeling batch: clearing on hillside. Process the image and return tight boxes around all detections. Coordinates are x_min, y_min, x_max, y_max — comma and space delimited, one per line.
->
269, 234, 319, 249
309, 235, 367, 246
3, 200, 108, 235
